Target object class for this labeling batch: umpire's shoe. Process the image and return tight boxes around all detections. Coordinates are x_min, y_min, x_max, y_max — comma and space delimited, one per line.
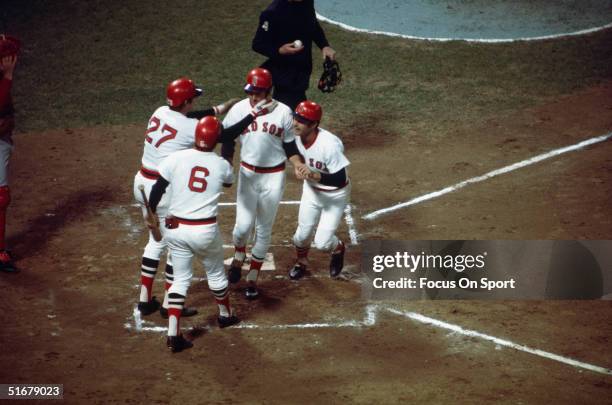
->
228, 260, 242, 284
289, 263, 307, 280
218, 314, 241, 328
137, 296, 161, 316
329, 241, 345, 278
159, 306, 198, 319
245, 285, 259, 300
166, 335, 193, 353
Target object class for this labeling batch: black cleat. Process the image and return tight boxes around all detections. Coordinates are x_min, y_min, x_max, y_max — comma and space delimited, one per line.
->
289, 263, 307, 280
329, 241, 345, 278
218, 314, 241, 328
160, 306, 198, 319
166, 335, 193, 353
0, 262, 19, 273
137, 296, 161, 315
245, 286, 259, 300
228, 262, 242, 284
0, 251, 18, 273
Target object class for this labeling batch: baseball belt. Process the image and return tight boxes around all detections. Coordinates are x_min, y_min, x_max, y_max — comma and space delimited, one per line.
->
165, 216, 217, 229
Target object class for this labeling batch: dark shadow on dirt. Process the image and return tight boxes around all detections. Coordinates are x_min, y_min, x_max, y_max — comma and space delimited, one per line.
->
8, 188, 115, 259
335, 112, 401, 150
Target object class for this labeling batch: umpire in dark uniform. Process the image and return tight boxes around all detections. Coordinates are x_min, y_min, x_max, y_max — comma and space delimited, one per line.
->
252, 0, 336, 110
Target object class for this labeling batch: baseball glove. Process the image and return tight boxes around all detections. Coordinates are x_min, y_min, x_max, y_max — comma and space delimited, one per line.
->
0, 35, 20, 58
318, 57, 342, 93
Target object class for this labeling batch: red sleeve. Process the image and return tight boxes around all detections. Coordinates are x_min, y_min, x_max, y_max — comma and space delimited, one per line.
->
0, 77, 12, 112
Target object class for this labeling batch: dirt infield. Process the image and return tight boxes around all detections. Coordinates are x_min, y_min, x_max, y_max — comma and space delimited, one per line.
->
0, 78, 610, 403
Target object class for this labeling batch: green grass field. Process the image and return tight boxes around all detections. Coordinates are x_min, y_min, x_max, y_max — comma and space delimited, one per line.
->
3, 0, 611, 136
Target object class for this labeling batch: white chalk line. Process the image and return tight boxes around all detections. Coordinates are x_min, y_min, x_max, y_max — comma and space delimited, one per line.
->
386, 308, 612, 376
343, 203, 360, 245
316, 13, 612, 43
126, 303, 611, 376
363, 132, 612, 220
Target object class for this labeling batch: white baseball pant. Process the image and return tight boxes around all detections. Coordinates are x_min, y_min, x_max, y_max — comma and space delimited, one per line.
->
163, 222, 227, 296
293, 182, 351, 251
232, 166, 286, 259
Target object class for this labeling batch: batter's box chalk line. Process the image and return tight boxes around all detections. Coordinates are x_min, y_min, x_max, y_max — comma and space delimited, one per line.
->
126, 304, 612, 376
363, 132, 612, 220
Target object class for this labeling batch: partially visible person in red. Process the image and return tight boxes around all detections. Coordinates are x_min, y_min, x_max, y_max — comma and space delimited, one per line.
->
0, 35, 20, 273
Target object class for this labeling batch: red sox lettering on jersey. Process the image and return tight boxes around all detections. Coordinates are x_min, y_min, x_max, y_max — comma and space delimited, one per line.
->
225, 98, 294, 167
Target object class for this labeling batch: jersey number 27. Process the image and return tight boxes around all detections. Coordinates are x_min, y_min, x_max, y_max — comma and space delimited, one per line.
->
145, 117, 177, 147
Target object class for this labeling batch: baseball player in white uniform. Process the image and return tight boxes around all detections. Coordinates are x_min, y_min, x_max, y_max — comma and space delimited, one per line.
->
135, 77, 275, 317
147, 116, 240, 353
222, 67, 307, 300
288, 101, 350, 280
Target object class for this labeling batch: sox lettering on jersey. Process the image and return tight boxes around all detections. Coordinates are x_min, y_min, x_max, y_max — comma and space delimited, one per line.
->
308, 158, 328, 173
241, 120, 284, 138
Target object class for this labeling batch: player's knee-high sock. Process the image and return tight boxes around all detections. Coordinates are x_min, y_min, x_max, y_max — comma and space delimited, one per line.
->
295, 245, 310, 265
162, 262, 174, 309
210, 286, 231, 317
246, 255, 264, 283
233, 246, 246, 263
332, 239, 344, 255
167, 292, 185, 337
140, 257, 159, 302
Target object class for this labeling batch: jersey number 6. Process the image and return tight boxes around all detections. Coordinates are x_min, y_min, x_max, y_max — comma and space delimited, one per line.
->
188, 166, 210, 192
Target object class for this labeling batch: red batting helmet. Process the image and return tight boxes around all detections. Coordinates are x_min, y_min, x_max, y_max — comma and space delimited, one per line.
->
166, 77, 203, 108
244, 68, 273, 93
195, 116, 221, 151
294, 100, 322, 124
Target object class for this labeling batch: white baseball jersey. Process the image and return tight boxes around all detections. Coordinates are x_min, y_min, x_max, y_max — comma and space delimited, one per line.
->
296, 128, 350, 191
158, 149, 233, 220
222, 98, 295, 167
141, 106, 198, 171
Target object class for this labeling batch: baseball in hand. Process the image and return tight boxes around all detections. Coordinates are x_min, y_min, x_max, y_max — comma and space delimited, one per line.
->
293, 39, 303, 48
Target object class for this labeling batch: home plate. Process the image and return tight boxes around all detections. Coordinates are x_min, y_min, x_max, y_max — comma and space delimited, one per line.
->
224, 253, 276, 271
